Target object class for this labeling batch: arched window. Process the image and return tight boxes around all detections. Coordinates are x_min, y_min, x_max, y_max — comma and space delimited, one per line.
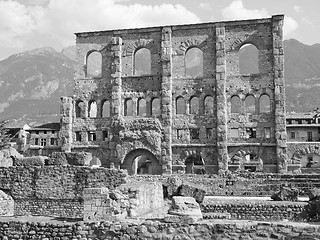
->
75, 100, 85, 118
137, 98, 147, 116
86, 51, 102, 77
185, 47, 203, 78
124, 98, 133, 116
260, 94, 271, 113
231, 96, 241, 113
189, 96, 199, 114
239, 44, 259, 74
102, 100, 111, 117
176, 97, 186, 114
88, 101, 97, 118
151, 98, 161, 116
245, 95, 256, 114
134, 48, 151, 75
204, 96, 214, 115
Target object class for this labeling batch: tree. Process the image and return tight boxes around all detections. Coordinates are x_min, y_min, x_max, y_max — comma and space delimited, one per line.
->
0, 120, 11, 150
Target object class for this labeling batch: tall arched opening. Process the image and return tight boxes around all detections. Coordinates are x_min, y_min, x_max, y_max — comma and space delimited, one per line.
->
122, 149, 162, 175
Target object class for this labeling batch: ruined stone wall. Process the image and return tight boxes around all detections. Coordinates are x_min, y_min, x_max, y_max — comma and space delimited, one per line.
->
130, 173, 320, 196
202, 198, 306, 221
83, 182, 163, 221
0, 166, 127, 217
60, 15, 286, 174
0, 220, 319, 239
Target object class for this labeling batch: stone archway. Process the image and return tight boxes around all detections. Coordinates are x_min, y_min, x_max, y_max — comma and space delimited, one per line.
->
229, 149, 263, 172
121, 149, 162, 175
185, 154, 205, 174
290, 146, 320, 168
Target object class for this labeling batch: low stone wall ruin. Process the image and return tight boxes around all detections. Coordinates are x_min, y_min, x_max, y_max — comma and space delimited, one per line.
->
83, 182, 164, 221
0, 219, 319, 239
201, 198, 307, 221
130, 173, 320, 196
0, 166, 127, 218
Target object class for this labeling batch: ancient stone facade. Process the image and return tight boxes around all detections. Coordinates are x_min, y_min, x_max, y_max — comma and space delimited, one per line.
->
60, 15, 286, 174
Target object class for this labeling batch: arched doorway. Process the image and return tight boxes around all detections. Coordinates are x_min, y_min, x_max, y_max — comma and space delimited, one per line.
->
185, 154, 205, 174
122, 149, 162, 175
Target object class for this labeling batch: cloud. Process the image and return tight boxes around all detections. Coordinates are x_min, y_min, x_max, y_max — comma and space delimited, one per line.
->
222, 0, 268, 20
284, 16, 299, 37
199, 3, 211, 9
293, 5, 301, 13
0, 0, 200, 59
222, 0, 298, 37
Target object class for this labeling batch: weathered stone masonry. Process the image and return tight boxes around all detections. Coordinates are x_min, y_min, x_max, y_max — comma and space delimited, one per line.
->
60, 15, 286, 174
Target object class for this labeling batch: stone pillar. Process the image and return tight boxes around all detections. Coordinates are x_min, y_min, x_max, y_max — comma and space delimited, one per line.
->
161, 27, 173, 174
215, 26, 229, 172
60, 96, 73, 152
110, 37, 122, 117
272, 15, 287, 173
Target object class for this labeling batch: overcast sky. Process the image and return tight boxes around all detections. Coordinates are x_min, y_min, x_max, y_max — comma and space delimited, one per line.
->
0, 0, 318, 60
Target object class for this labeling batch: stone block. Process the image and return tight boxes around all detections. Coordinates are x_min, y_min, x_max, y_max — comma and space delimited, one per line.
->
308, 188, 320, 201
66, 152, 92, 166
271, 187, 299, 201
178, 182, 206, 203
163, 176, 182, 199
168, 196, 202, 221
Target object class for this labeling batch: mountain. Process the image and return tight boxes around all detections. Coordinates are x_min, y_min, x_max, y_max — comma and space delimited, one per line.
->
284, 39, 320, 112
0, 47, 75, 125
0, 39, 320, 126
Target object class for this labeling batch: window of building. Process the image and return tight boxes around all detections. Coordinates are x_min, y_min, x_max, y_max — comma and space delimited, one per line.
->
229, 128, 239, 138
260, 94, 270, 113
52, 131, 55, 134
137, 98, 147, 116
50, 138, 56, 145
102, 100, 111, 117
177, 129, 183, 140
189, 96, 199, 114
291, 132, 296, 139
307, 155, 313, 168
264, 127, 271, 139
75, 132, 82, 142
239, 43, 259, 74
75, 100, 85, 118
308, 132, 313, 142
185, 47, 203, 78
287, 120, 292, 124
34, 138, 39, 145
176, 97, 185, 114
40, 138, 47, 147
151, 98, 161, 116
88, 101, 97, 118
124, 98, 133, 116
36, 131, 39, 134
231, 95, 241, 113
134, 48, 151, 75
88, 131, 96, 142
298, 120, 302, 124
86, 51, 102, 78
204, 96, 214, 115
245, 95, 255, 114
206, 128, 213, 139
43, 131, 47, 134
103, 130, 108, 141
190, 128, 200, 140
246, 128, 256, 138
